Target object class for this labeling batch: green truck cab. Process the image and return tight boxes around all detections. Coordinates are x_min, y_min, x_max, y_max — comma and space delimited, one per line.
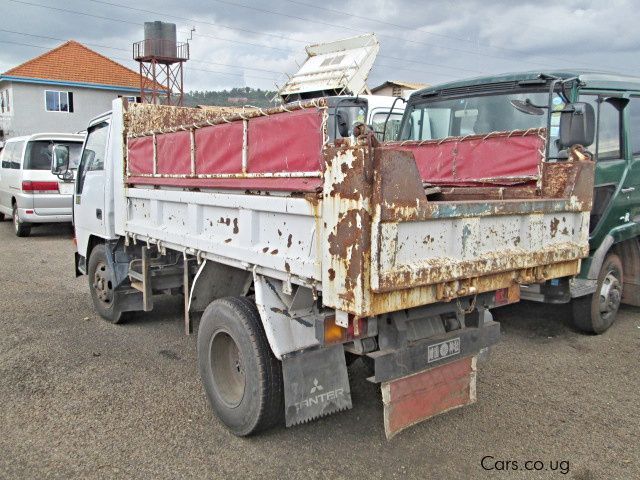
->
400, 70, 640, 334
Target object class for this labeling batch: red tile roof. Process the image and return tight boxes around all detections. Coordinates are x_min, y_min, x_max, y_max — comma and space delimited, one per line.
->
3, 40, 160, 91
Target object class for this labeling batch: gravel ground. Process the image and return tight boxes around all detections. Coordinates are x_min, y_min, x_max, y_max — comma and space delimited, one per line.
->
0, 222, 638, 480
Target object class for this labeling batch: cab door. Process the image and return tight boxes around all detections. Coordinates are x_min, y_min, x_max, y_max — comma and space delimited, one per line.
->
579, 94, 629, 246
74, 120, 110, 249
624, 96, 640, 225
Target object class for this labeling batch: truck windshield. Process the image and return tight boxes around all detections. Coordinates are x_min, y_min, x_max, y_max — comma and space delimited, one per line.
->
400, 91, 564, 156
24, 141, 83, 170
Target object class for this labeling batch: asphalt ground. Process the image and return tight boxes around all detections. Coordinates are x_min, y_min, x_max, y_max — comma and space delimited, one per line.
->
0, 222, 638, 479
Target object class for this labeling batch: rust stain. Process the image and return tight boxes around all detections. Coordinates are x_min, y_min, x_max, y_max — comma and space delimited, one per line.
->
233, 218, 239, 234
550, 217, 560, 238
271, 249, 279, 255
287, 234, 293, 248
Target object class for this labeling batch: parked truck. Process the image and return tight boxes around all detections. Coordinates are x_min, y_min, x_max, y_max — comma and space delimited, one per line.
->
63, 83, 595, 437
405, 70, 640, 334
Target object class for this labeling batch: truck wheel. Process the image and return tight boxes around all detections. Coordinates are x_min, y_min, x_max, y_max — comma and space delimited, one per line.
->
0, 212, 5, 221
197, 296, 283, 436
88, 244, 124, 324
572, 253, 623, 334
12, 204, 31, 237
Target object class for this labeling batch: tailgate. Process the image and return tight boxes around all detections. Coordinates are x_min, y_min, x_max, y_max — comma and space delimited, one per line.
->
321, 138, 594, 318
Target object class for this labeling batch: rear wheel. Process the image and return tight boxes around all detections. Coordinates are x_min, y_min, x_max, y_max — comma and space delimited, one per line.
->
197, 296, 283, 436
12, 204, 31, 237
88, 244, 124, 324
0, 212, 5, 221
572, 253, 623, 334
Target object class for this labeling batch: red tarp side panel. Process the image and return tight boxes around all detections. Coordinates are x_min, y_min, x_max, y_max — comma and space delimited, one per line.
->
156, 131, 191, 175
126, 175, 322, 192
196, 122, 244, 174
127, 137, 154, 175
388, 131, 544, 186
248, 109, 323, 173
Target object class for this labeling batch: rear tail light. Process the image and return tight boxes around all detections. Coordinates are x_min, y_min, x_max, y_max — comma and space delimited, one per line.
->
22, 181, 59, 193
319, 314, 372, 345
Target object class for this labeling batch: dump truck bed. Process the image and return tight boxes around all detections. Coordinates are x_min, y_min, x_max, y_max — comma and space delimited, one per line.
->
113, 99, 593, 319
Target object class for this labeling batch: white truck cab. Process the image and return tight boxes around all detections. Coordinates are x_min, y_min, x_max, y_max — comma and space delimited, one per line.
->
0, 132, 85, 236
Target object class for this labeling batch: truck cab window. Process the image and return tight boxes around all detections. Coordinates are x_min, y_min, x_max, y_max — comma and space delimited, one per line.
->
401, 91, 563, 157
580, 95, 623, 161
628, 97, 640, 155
597, 99, 622, 160
77, 121, 108, 194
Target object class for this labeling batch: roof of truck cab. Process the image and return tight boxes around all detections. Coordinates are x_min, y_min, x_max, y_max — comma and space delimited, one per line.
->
410, 70, 640, 99
4, 133, 85, 143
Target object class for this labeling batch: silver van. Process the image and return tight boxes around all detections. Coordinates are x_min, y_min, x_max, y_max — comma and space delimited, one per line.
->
0, 133, 85, 236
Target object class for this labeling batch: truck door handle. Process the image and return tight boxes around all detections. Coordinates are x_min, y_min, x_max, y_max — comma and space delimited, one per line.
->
96, 208, 102, 219
621, 187, 635, 193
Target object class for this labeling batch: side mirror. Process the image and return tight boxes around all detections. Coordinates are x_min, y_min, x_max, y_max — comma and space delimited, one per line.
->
51, 144, 70, 175
558, 102, 595, 149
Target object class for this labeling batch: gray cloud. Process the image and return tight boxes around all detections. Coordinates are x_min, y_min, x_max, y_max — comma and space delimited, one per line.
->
1, 0, 638, 92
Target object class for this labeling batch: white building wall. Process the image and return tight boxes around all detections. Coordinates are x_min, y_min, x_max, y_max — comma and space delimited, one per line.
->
0, 81, 137, 140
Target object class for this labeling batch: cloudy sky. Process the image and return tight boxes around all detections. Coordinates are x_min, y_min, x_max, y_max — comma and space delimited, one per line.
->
1, 0, 639, 92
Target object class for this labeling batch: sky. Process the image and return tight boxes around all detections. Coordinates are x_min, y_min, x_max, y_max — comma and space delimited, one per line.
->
1, 0, 639, 93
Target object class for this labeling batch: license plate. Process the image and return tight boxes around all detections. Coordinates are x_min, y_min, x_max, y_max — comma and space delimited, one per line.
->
427, 337, 461, 363
58, 183, 74, 195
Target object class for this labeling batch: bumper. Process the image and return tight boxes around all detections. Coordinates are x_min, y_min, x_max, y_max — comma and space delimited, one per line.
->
18, 207, 72, 224
367, 319, 500, 384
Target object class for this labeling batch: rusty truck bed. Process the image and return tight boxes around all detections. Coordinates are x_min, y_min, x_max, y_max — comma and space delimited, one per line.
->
118, 100, 594, 319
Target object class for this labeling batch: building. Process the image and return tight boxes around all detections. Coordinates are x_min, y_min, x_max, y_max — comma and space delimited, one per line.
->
370, 80, 430, 98
0, 40, 158, 141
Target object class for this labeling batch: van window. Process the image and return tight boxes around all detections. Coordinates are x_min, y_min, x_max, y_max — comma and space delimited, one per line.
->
23, 141, 83, 170
1, 141, 24, 169
1, 142, 12, 169
629, 97, 640, 155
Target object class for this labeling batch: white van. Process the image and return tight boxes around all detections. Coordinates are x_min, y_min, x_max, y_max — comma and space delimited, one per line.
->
0, 133, 85, 236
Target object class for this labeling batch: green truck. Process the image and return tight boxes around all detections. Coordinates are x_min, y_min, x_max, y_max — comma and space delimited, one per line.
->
398, 70, 640, 334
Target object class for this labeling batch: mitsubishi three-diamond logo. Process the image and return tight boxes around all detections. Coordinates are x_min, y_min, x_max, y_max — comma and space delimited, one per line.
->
310, 378, 323, 394
294, 377, 343, 412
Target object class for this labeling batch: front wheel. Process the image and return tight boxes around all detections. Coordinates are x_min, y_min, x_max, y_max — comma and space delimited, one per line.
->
197, 297, 284, 436
572, 253, 623, 334
12, 204, 31, 237
88, 244, 124, 324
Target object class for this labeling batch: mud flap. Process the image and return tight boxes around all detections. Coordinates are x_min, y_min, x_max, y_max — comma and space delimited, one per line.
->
282, 344, 352, 427
382, 355, 477, 439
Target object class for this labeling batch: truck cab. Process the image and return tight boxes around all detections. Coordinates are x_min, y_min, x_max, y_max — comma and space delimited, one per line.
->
401, 70, 640, 333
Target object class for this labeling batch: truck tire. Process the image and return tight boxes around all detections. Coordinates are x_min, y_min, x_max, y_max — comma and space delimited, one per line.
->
88, 244, 124, 324
571, 253, 623, 334
0, 212, 5, 221
197, 296, 284, 436
12, 204, 31, 237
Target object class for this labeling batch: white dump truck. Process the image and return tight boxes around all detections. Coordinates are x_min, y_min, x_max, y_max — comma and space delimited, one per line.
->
64, 90, 595, 438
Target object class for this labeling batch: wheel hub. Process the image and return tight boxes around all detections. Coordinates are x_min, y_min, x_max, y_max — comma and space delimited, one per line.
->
210, 331, 246, 408
598, 270, 621, 319
93, 261, 114, 306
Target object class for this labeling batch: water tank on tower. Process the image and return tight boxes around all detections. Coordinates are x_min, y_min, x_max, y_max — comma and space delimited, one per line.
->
134, 21, 189, 105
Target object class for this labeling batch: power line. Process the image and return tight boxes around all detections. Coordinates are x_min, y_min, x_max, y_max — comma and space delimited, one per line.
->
279, 0, 602, 70
84, 0, 488, 76
0, 29, 287, 76
0, 39, 282, 82
205, 0, 560, 69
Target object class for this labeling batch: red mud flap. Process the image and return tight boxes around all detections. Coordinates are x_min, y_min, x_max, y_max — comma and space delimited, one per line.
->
381, 355, 477, 439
